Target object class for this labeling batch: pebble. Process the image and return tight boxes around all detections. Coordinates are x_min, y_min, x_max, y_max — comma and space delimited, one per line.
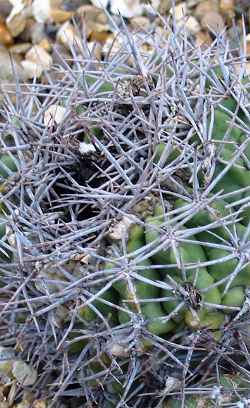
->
50, 8, 74, 23
57, 21, 82, 50
195, 0, 219, 19
0, 22, 13, 45
111, 0, 143, 18
91, 0, 109, 7
220, 0, 235, 18
0, 46, 26, 81
21, 60, 43, 78
32, 0, 51, 23
130, 16, 151, 30
185, 16, 201, 35
9, 42, 31, 54
195, 30, 213, 47
38, 38, 52, 52
25, 45, 52, 70
201, 11, 225, 34
6, 2, 30, 37
44, 105, 66, 127
170, 2, 187, 20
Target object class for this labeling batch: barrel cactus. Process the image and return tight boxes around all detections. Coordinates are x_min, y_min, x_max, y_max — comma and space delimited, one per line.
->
0, 11, 250, 408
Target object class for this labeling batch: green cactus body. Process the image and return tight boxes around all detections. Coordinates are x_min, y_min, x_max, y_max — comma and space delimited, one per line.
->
213, 164, 243, 203
174, 197, 227, 227
162, 267, 221, 325
78, 288, 117, 323
118, 302, 175, 336
210, 110, 242, 142
153, 143, 180, 166
184, 309, 224, 330
0, 154, 18, 178
143, 302, 175, 335
112, 224, 160, 300
205, 247, 250, 287
221, 286, 245, 309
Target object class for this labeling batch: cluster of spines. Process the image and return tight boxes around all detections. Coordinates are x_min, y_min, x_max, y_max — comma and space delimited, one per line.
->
0, 13, 249, 407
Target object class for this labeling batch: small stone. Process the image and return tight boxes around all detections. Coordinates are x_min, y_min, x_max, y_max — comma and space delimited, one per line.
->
25, 45, 52, 70
12, 361, 37, 386
44, 105, 66, 127
79, 142, 96, 155
76, 5, 109, 37
9, 42, 31, 54
0, 46, 26, 81
91, 0, 109, 7
195, 30, 213, 47
185, 16, 201, 35
18, 19, 45, 45
159, 0, 172, 14
57, 21, 82, 50
38, 38, 52, 52
108, 343, 129, 357
110, 0, 142, 18
195, 0, 219, 19
220, 0, 235, 18
170, 2, 187, 20
50, 8, 74, 23
32, 0, 51, 23
0, 0, 12, 18
130, 16, 151, 30
6, 2, 30, 37
21, 60, 43, 79
0, 22, 13, 45
201, 11, 225, 33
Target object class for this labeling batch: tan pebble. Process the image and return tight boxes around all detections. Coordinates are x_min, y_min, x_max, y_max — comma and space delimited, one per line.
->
110, 0, 142, 18
6, 2, 31, 37
220, 0, 235, 17
185, 16, 201, 35
0, 22, 13, 45
25, 45, 52, 70
77, 5, 108, 24
44, 105, 66, 127
32, 0, 51, 23
195, 30, 213, 47
88, 30, 110, 43
21, 60, 43, 78
195, 0, 219, 19
9, 42, 31, 54
130, 16, 151, 30
57, 21, 82, 50
38, 38, 51, 52
50, 8, 74, 23
201, 11, 225, 33
170, 2, 187, 20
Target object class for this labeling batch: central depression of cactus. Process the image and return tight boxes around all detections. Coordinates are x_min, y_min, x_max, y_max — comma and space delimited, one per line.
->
0, 17, 250, 408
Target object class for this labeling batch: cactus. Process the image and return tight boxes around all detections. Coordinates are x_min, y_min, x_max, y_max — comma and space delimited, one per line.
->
0, 8, 250, 408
